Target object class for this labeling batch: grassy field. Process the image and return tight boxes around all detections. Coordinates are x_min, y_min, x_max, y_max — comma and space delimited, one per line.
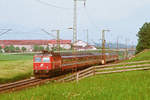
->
0, 53, 33, 61
0, 49, 148, 84
0, 53, 33, 83
0, 70, 150, 100
0, 50, 150, 100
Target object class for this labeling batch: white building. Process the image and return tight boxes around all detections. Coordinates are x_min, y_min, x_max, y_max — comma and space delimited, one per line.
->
73, 40, 97, 51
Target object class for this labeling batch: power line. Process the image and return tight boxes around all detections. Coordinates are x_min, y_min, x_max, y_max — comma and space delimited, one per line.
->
0, 29, 12, 39
84, 7, 99, 30
35, 0, 71, 10
41, 29, 56, 39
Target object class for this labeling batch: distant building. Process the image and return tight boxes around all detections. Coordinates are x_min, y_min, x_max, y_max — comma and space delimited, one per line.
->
0, 40, 71, 51
73, 40, 97, 51
73, 40, 87, 47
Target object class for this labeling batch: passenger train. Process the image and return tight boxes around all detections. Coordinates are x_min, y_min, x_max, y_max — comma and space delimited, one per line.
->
33, 51, 118, 78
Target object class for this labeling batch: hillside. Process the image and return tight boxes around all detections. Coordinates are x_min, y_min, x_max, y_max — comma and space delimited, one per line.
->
125, 49, 150, 62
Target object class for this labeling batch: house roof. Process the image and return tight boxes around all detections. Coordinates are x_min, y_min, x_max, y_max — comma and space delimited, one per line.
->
0, 40, 71, 46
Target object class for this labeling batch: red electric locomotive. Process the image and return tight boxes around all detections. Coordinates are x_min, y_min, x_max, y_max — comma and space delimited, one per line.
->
33, 51, 118, 78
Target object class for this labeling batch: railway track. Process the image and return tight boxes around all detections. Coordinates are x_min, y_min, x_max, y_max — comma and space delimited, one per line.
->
0, 75, 64, 93
0, 59, 120, 94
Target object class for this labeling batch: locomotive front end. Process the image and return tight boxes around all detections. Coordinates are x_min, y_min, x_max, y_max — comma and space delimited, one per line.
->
33, 54, 52, 78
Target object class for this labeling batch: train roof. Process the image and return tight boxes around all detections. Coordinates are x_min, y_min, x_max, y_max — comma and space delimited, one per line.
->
34, 51, 117, 57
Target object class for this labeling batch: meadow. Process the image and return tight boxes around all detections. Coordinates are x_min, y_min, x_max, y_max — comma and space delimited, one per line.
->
0, 50, 150, 100
0, 70, 150, 100
0, 53, 33, 83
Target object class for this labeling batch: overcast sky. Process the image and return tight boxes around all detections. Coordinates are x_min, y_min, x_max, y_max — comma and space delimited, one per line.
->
0, 0, 150, 45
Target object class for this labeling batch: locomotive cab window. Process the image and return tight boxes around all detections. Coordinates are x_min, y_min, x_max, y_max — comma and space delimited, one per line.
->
35, 57, 42, 62
43, 57, 50, 62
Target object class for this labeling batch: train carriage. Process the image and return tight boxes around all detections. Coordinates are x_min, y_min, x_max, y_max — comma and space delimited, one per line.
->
33, 51, 118, 78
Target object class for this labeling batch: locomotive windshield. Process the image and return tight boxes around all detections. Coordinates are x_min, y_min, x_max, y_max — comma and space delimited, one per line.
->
43, 57, 50, 62
35, 57, 42, 62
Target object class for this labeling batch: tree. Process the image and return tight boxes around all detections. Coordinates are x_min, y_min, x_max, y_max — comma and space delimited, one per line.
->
9, 45, 15, 52
39, 46, 44, 51
21, 47, 26, 52
33, 45, 39, 52
45, 46, 50, 51
0, 46, 2, 53
16, 47, 20, 52
136, 22, 150, 54
4, 46, 9, 52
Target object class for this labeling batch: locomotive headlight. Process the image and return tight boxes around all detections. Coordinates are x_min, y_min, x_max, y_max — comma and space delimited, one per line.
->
40, 64, 44, 67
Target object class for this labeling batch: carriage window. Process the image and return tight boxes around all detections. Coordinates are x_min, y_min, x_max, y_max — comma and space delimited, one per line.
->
35, 57, 41, 62
43, 57, 50, 62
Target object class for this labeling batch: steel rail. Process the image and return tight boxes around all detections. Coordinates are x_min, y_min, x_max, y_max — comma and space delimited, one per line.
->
0, 75, 65, 93
0, 79, 42, 93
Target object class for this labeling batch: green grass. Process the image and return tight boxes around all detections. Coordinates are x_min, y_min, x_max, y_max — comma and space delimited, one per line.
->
0, 70, 150, 100
125, 50, 150, 62
0, 53, 33, 61
0, 54, 33, 84
0, 50, 150, 99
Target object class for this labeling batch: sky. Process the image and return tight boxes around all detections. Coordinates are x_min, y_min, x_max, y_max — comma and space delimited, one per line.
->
0, 0, 150, 45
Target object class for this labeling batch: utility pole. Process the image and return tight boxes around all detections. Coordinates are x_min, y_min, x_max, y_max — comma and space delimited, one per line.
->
52, 30, 60, 51
41, 29, 60, 51
73, 0, 77, 44
73, 0, 86, 44
108, 41, 110, 48
116, 36, 119, 56
125, 38, 128, 59
86, 29, 88, 45
101, 29, 110, 64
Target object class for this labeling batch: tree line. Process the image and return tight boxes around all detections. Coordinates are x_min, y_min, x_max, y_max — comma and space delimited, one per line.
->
0, 45, 50, 53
